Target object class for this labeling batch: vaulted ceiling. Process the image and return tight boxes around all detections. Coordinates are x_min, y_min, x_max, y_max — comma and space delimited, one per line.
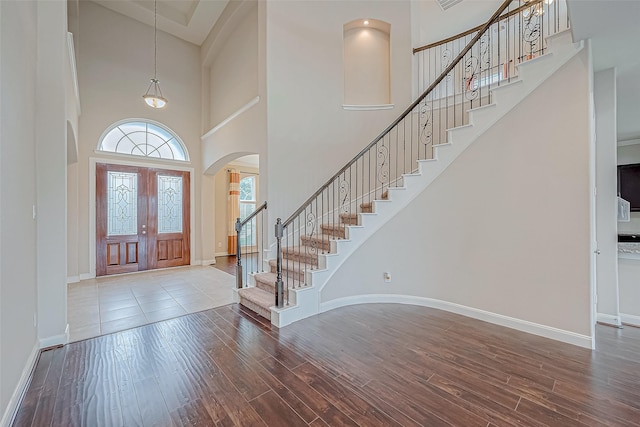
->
89, 0, 229, 46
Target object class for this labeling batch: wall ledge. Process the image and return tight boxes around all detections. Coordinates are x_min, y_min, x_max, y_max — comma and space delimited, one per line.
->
320, 294, 593, 349
342, 104, 394, 111
202, 96, 260, 140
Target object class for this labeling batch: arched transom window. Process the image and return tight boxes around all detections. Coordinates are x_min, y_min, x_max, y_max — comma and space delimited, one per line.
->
98, 120, 189, 161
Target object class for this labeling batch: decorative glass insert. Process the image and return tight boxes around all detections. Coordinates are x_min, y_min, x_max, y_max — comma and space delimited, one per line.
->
157, 175, 183, 233
107, 171, 138, 236
99, 120, 189, 161
239, 176, 257, 246
239, 176, 256, 203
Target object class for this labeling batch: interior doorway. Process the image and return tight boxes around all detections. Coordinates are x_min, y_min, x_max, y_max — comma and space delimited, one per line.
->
96, 163, 190, 276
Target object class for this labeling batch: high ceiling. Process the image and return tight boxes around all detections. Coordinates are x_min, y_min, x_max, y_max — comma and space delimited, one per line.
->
90, 0, 229, 46
568, 0, 640, 143
90, 0, 640, 142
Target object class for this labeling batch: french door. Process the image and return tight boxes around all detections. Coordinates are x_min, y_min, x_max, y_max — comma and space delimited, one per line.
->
96, 163, 190, 276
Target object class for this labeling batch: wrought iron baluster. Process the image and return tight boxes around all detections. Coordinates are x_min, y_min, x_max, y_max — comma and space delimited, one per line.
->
235, 218, 242, 289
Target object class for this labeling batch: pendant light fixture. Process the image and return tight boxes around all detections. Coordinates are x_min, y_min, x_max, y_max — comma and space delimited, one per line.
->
143, 0, 168, 109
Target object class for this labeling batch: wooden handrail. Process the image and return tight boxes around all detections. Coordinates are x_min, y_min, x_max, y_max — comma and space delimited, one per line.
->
413, 0, 543, 54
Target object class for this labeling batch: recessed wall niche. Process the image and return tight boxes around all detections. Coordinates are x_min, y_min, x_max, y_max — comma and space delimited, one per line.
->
343, 19, 391, 107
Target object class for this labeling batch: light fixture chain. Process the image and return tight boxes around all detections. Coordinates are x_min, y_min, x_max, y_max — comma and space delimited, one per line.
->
154, 0, 157, 80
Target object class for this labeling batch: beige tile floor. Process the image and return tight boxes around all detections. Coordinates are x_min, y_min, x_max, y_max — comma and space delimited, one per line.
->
67, 265, 236, 342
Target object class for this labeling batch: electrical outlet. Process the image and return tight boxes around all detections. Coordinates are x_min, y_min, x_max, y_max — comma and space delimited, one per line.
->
384, 272, 391, 283
218, 242, 222, 248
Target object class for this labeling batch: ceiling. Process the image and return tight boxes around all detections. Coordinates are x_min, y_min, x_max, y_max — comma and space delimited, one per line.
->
90, 0, 229, 46
568, 0, 640, 143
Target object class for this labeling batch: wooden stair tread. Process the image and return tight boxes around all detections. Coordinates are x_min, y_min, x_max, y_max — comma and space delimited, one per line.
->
282, 245, 322, 255
269, 258, 318, 274
238, 286, 272, 304
254, 272, 303, 290
320, 223, 347, 231
300, 234, 335, 245
237, 287, 273, 319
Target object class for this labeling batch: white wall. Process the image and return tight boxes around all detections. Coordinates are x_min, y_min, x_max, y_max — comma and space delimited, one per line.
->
265, 0, 412, 227
322, 50, 593, 340
36, 0, 70, 347
200, 0, 267, 186
594, 68, 620, 325
208, 3, 258, 129
75, 2, 204, 275
1, 0, 39, 421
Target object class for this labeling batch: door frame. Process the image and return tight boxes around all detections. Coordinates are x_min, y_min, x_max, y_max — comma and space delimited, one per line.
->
89, 156, 195, 279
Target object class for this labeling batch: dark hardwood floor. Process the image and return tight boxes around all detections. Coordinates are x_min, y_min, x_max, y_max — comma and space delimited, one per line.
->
212, 255, 260, 277
212, 255, 237, 275
12, 303, 640, 426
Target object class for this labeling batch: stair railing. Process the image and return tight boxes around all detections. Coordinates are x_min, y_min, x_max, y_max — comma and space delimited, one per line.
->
274, 0, 566, 308
235, 201, 267, 289
414, 0, 570, 107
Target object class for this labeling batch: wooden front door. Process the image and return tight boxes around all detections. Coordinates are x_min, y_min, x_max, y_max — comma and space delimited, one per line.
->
96, 163, 190, 277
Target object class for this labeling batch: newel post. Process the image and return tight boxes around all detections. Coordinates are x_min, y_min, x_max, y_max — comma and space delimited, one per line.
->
275, 218, 284, 308
235, 218, 243, 289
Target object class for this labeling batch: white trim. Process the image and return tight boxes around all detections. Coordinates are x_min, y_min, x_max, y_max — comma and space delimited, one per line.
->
342, 104, 395, 111
320, 294, 594, 349
215, 251, 229, 257
596, 313, 622, 326
89, 157, 196, 279
202, 96, 260, 140
92, 150, 192, 166
66, 275, 80, 284
621, 313, 640, 327
0, 343, 40, 427
66, 32, 81, 114
201, 259, 216, 265
39, 324, 69, 348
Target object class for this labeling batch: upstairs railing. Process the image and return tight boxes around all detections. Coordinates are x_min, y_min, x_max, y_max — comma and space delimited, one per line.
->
235, 201, 267, 289
414, 0, 569, 128
274, 0, 570, 308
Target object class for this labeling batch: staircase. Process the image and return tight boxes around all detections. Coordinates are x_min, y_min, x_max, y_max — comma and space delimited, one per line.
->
237, 0, 580, 327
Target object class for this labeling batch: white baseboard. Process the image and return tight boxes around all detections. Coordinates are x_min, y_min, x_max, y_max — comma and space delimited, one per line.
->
0, 342, 40, 427
201, 259, 216, 266
596, 312, 622, 326
621, 313, 640, 327
215, 251, 229, 257
66, 275, 80, 284
79, 272, 95, 281
39, 324, 69, 348
320, 294, 593, 349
